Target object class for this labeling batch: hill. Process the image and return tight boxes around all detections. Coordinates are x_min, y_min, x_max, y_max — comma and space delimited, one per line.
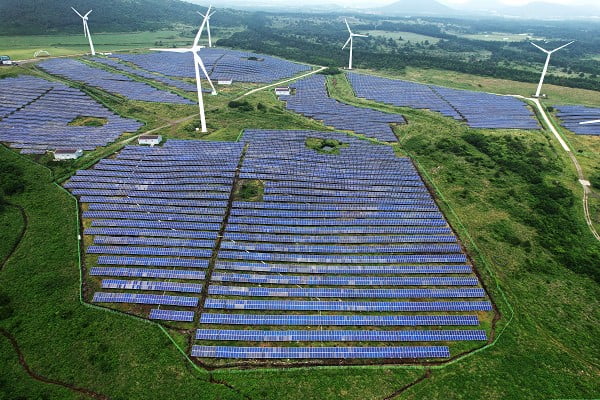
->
374, 0, 458, 16
0, 0, 244, 35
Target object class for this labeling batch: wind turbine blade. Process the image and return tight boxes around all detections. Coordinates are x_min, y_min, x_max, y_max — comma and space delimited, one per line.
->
84, 10, 92, 18
551, 40, 575, 53
530, 41, 549, 53
195, 53, 217, 94
193, 6, 211, 47
579, 119, 600, 125
345, 18, 352, 34
209, 10, 216, 17
83, 21, 88, 38
150, 48, 191, 53
71, 7, 84, 18
353, 34, 368, 37
197, 11, 206, 17
342, 37, 351, 50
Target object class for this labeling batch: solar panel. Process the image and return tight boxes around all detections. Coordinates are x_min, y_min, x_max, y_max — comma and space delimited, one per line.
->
191, 345, 450, 359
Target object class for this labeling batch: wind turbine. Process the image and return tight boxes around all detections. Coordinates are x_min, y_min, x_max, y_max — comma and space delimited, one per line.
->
342, 19, 368, 70
197, 6, 216, 48
150, 8, 217, 133
579, 120, 600, 125
72, 7, 96, 56
530, 40, 575, 98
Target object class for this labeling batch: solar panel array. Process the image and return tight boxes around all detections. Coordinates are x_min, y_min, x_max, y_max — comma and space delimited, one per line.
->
73, 131, 492, 360
69, 140, 244, 322
279, 74, 404, 142
38, 58, 193, 104
113, 48, 311, 83
554, 105, 600, 136
348, 73, 539, 130
195, 129, 490, 359
0, 75, 142, 154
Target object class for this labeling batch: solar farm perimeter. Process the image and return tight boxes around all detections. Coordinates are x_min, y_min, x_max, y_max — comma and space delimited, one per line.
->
8, 47, 591, 367
67, 129, 496, 366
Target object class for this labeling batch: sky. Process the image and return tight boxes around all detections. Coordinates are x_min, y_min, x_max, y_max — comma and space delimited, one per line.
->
219, 0, 600, 7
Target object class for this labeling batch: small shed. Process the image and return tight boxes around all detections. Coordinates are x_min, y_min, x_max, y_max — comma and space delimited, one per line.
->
138, 135, 162, 146
54, 149, 83, 161
218, 79, 233, 85
275, 87, 291, 96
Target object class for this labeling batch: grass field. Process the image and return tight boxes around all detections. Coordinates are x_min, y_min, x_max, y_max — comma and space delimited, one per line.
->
451, 32, 542, 42
365, 30, 440, 44
0, 30, 197, 60
0, 48, 599, 398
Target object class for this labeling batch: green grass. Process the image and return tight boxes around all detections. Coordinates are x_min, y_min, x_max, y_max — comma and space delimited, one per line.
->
0, 206, 23, 268
451, 32, 540, 42
234, 179, 264, 202
0, 30, 195, 60
365, 30, 440, 44
0, 50, 599, 399
305, 136, 348, 154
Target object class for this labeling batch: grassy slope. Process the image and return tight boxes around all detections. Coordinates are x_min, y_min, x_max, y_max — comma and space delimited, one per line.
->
0, 206, 23, 267
0, 147, 242, 399
327, 73, 600, 398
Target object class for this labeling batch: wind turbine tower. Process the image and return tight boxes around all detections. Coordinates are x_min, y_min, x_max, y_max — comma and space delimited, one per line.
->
530, 40, 575, 98
342, 19, 368, 70
197, 6, 216, 48
72, 7, 96, 56
151, 7, 217, 133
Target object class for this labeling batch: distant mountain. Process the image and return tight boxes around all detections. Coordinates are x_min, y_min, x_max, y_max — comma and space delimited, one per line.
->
374, 0, 458, 16
0, 0, 244, 35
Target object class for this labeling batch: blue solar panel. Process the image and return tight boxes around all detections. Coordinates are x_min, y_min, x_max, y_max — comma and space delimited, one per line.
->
347, 72, 539, 130
191, 345, 450, 359
93, 292, 198, 307
196, 329, 487, 341
150, 309, 195, 322
208, 285, 485, 298
204, 299, 492, 312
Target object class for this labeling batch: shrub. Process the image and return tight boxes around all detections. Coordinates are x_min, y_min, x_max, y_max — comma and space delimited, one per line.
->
319, 67, 342, 75
228, 100, 254, 112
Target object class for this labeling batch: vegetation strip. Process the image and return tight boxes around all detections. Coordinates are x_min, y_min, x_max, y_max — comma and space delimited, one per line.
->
530, 98, 600, 241
0, 203, 26, 271
382, 369, 431, 400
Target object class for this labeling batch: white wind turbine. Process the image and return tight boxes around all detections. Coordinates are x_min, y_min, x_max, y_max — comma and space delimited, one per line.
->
72, 7, 96, 56
150, 8, 217, 133
197, 6, 216, 48
530, 40, 575, 98
342, 18, 368, 70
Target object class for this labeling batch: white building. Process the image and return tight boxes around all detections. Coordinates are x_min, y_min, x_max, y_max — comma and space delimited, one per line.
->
138, 135, 162, 146
275, 87, 291, 96
218, 79, 233, 85
54, 149, 83, 161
